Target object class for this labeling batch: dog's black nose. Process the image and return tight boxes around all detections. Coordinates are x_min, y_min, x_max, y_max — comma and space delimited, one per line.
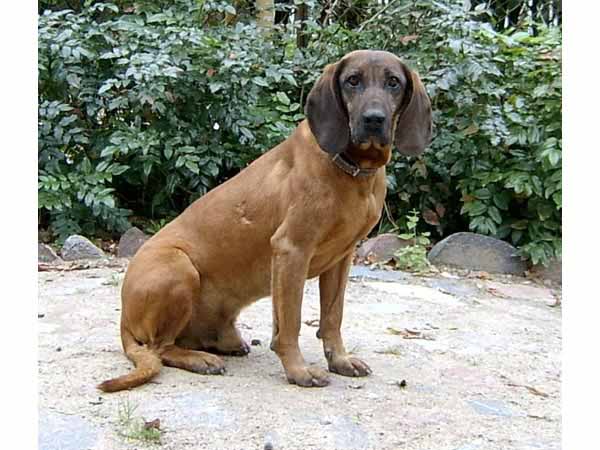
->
362, 109, 386, 130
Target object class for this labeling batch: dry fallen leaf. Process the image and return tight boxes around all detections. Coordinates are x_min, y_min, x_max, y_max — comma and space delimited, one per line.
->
400, 34, 419, 45
468, 270, 491, 279
386, 327, 435, 340
506, 383, 549, 398
144, 418, 161, 430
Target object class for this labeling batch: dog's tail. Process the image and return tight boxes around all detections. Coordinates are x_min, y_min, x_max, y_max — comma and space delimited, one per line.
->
97, 327, 162, 393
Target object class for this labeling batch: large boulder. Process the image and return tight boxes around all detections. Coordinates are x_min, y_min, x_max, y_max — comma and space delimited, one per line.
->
61, 235, 105, 261
428, 232, 527, 275
38, 243, 63, 263
356, 233, 412, 264
117, 227, 150, 258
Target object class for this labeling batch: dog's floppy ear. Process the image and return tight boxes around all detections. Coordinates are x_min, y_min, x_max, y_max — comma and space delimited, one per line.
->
305, 62, 349, 154
394, 67, 433, 156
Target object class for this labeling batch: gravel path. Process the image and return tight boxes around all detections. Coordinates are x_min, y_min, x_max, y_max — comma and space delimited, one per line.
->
38, 261, 561, 450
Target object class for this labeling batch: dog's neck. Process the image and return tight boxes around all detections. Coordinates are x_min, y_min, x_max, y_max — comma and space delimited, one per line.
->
331, 144, 392, 177
329, 152, 378, 177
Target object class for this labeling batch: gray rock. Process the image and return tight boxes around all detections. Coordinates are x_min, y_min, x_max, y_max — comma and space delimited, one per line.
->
428, 232, 527, 275
427, 278, 480, 298
39, 410, 98, 450
61, 235, 105, 261
356, 233, 412, 263
529, 257, 561, 284
38, 243, 62, 263
349, 265, 408, 282
117, 226, 150, 258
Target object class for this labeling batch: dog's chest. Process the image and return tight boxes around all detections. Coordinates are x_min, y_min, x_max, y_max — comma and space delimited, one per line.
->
326, 189, 383, 247
358, 191, 383, 237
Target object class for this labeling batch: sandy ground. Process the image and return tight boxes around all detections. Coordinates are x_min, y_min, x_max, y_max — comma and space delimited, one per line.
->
38, 261, 561, 450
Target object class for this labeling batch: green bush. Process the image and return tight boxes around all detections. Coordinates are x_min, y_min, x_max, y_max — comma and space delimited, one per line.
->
38, 1, 561, 265
38, 1, 307, 240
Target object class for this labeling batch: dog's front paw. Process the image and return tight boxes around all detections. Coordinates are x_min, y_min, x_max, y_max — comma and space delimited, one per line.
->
285, 365, 330, 387
328, 355, 372, 377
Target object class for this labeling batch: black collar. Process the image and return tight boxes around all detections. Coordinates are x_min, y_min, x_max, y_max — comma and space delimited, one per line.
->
330, 152, 379, 178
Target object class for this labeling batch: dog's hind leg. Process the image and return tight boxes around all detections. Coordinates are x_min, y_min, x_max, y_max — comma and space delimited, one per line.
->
160, 345, 226, 374
100, 247, 226, 391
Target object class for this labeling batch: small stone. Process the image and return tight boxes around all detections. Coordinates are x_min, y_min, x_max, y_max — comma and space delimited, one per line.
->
117, 227, 150, 258
143, 418, 160, 430
356, 233, 412, 264
467, 399, 524, 417
38, 243, 63, 263
38, 313, 45, 319
251, 339, 262, 346
61, 235, 105, 261
56, 347, 62, 352
428, 232, 527, 275
349, 265, 408, 282
427, 278, 480, 298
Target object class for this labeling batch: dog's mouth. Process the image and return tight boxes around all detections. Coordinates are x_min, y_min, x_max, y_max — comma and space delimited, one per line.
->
351, 132, 392, 151
357, 137, 391, 151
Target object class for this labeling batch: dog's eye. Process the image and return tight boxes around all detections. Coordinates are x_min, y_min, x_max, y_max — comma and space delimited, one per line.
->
387, 76, 400, 88
346, 75, 360, 87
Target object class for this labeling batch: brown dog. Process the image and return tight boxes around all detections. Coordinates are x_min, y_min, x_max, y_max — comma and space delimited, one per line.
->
98, 50, 432, 392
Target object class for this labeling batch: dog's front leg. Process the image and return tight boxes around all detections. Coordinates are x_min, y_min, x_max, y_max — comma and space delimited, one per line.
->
270, 233, 330, 387
318, 252, 372, 377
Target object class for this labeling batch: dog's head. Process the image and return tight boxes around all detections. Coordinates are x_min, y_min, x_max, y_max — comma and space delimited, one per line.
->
305, 50, 432, 157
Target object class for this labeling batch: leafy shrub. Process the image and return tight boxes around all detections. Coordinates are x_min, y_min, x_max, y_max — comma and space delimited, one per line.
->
38, 1, 561, 266
38, 1, 305, 241
392, 209, 432, 272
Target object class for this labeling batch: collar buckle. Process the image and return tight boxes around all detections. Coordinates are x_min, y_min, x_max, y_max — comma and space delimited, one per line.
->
331, 153, 375, 178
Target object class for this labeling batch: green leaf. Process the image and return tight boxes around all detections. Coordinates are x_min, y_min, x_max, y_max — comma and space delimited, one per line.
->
66, 74, 80, 88
493, 191, 510, 210
473, 188, 491, 200
487, 205, 502, 224
284, 74, 297, 86
143, 161, 152, 177
185, 160, 199, 174
111, 165, 129, 176
100, 146, 118, 158
276, 92, 290, 106
209, 82, 224, 93
252, 77, 269, 87
463, 201, 487, 216
552, 192, 562, 208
